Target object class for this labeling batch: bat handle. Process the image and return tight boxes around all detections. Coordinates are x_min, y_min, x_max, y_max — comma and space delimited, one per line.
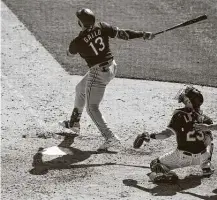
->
154, 31, 165, 36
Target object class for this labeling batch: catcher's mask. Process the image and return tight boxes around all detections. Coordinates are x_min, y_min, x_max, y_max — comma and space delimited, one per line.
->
174, 86, 204, 110
76, 8, 95, 28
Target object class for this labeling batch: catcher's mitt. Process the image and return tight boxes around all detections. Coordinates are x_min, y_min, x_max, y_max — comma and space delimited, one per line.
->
133, 132, 150, 149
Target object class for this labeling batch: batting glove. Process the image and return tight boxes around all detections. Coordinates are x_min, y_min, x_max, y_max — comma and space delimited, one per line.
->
143, 32, 155, 40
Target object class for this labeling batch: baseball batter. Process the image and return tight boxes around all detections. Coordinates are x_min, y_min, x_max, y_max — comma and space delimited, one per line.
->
133, 86, 215, 183
59, 8, 155, 151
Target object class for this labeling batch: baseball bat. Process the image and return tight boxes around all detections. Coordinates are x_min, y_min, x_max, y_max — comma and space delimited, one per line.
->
154, 14, 207, 36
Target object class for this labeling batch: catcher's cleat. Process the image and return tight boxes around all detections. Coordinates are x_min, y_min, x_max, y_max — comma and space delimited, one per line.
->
97, 135, 120, 152
58, 120, 80, 133
133, 132, 150, 149
149, 171, 178, 184
202, 166, 215, 177
201, 160, 215, 176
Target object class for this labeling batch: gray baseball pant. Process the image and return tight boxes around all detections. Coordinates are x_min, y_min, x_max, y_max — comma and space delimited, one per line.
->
74, 60, 117, 140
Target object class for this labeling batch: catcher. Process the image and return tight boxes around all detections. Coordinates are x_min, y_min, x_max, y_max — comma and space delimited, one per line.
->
133, 86, 215, 183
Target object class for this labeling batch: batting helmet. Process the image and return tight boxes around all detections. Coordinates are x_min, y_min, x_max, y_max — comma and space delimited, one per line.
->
177, 86, 204, 109
76, 8, 95, 28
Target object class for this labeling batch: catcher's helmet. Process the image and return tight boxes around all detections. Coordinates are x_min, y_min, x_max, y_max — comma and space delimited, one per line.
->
176, 86, 204, 109
76, 8, 95, 27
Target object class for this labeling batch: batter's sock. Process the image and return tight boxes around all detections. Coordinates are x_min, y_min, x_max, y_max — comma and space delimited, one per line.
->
70, 108, 81, 126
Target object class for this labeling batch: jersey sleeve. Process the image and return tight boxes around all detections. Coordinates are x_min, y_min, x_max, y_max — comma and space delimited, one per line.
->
68, 39, 78, 54
100, 22, 119, 38
124, 30, 144, 39
167, 110, 182, 134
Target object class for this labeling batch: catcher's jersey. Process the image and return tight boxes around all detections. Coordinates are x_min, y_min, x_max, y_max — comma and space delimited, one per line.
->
168, 108, 213, 154
69, 22, 118, 67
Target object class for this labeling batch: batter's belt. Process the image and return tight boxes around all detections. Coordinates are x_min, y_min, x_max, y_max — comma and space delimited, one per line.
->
99, 59, 113, 67
91, 59, 114, 72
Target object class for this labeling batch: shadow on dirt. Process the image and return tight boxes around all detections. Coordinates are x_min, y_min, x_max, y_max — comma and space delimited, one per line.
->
29, 133, 150, 175
29, 133, 118, 175
123, 174, 211, 197
179, 192, 217, 200
115, 164, 149, 169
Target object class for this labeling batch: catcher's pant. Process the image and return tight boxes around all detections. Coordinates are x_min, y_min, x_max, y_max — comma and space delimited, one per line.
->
74, 60, 117, 139
159, 148, 211, 170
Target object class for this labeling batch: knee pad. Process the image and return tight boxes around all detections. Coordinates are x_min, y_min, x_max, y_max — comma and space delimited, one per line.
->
150, 158, 170, 173
204, 131, 213, 146
150, 158, 158, 171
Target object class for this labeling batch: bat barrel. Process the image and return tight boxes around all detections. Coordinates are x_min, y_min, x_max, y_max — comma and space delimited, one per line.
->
154, 14, 207, 36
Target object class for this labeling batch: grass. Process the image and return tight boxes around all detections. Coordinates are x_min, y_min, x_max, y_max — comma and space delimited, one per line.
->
3, 0, 217, 87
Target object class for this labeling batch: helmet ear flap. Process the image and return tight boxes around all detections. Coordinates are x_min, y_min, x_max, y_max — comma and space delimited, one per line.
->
78, 20, 82, 27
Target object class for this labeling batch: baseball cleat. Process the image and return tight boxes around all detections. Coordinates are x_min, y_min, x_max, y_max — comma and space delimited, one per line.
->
58, 120, 80, 133
202, 166, 215, 176
97, 136, 120, 152
202, 161, 215, 176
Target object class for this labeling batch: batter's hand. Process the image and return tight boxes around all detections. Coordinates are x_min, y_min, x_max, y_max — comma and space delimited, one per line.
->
143, 32, 155, 40
133, 132, 150, 149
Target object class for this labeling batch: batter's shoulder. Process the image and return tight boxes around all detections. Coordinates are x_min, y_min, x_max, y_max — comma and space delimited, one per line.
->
99, 21, 111, 28
98, 21, 118, 38
99, 21, 118, 31
74, 32, 83, 41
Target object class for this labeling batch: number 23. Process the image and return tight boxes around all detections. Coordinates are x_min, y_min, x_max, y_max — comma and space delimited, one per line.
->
187, 131, 204, 141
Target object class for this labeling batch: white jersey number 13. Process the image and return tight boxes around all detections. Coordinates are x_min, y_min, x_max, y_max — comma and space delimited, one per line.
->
89, 37, 105, 55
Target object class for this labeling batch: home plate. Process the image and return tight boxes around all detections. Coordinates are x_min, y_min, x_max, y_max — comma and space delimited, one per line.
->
41, 146, 74, 156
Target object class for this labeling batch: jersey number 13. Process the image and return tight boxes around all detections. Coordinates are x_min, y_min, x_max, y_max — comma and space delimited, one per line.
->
89, 37, 105, 55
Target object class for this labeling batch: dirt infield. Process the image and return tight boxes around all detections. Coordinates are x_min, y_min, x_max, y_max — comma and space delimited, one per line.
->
1, 2, 217, 200
2, 0, 217, 87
